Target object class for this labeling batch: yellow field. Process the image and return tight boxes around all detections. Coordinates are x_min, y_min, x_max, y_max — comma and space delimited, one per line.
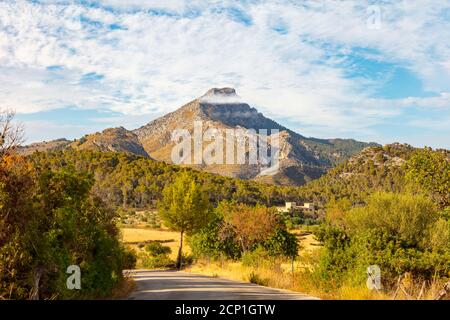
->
289, 229, 322, 256
121, 228, 179, 243
121, 227, 190, 260
120, 227, 317, 266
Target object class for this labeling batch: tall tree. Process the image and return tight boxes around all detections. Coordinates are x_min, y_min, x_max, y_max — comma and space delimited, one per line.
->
405, 148, 450, 209
158, 172, 211, 269
222, 203, 280, 252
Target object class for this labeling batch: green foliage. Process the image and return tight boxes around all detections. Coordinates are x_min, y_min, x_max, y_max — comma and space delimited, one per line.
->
345, 193, 438, 246
263, 228, 299, 258
405, 148, 450, 208
145, 242, 172, 256
188, 218, 241, 260
189, 202, 299, 261
22, 144, 450, 294
26, 144, 449, 215
158, 172, 212, 234
29, 150, 301, 209
158, 172, 212, 268
301, 145, 449, 291
0, 154, 135, 299
314, 192, 450, 291
140, 253, 172, 269
280, 209, 320, 229
140, 242, 173, 269
297, 143, 416, 205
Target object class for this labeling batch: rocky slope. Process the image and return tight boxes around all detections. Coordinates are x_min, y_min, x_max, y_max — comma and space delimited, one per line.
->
133, 88, 378, 185
71, 127, 149, 157
18, 127, 149, 158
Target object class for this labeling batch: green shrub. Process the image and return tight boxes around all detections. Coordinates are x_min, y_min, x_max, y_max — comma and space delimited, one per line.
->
139, 242, 173, 269
141, 254, 173, 269
188, 218, 241, 260
0, 157, 135, 299
145, 242, 172, 256
189, 202, 299, 261
314, 192, 450, 291
241, 247, 272, 268
263, 229, 299, 258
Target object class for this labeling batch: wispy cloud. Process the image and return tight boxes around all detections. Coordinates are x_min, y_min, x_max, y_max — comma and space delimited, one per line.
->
0, 0, 449, 147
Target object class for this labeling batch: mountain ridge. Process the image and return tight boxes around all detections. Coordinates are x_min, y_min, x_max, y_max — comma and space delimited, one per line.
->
18, 88, 379, 185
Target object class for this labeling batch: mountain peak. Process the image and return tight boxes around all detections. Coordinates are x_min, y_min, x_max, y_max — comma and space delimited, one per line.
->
203, 87, 237, 97
199, 87, 242, 104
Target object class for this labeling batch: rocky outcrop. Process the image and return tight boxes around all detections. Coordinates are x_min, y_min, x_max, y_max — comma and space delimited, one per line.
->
71, 127, 149, 157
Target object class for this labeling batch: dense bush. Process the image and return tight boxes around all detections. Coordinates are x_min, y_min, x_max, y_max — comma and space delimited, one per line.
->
140, 242, 172, 269
405, 148, 450, 208
189, 202, 298, 261
314, 192, 450, 291
189, 218, 241, 260
0, 154, 135, 299
145, 242, 172, 256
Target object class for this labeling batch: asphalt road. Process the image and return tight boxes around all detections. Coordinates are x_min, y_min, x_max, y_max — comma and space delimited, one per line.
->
126, 270, 318, 300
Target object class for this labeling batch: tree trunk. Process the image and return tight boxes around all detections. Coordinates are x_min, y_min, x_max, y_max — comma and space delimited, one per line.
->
30, 267, 44, 300
176, 230, 184, 270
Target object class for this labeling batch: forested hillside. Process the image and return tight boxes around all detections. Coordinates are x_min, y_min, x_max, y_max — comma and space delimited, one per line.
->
30, 150, 303, 208
29, 143, 449, 211
297, 143, 449, 206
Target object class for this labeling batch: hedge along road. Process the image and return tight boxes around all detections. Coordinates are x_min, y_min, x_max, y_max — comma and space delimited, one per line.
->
126, 270, 319, 300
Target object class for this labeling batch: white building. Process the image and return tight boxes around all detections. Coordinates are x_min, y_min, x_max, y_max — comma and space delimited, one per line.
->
277, 202, 316, 214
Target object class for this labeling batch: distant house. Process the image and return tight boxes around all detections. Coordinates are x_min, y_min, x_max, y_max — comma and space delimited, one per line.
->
277, 202, 316, 215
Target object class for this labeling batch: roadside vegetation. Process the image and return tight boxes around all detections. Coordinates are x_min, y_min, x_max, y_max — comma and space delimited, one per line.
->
0, 111, 135, 300
189, 148, 449, 299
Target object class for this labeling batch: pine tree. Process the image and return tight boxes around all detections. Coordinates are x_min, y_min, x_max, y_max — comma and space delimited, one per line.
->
158, 172, 211, 269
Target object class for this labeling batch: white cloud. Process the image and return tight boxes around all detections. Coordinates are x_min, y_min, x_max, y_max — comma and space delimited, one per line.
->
400, 93, 450, 109
0, 0, 449, 146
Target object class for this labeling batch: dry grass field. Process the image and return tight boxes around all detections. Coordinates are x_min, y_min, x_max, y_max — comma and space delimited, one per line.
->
121, 227, 190, 261
290, 229, 322, 256
121, 227, 316, 263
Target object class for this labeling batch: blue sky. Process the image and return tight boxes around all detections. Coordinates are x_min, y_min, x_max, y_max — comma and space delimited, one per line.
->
1, 0, 449, 148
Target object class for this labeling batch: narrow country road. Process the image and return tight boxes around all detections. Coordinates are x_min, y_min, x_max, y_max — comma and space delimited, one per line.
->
126, 270, 318, 300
